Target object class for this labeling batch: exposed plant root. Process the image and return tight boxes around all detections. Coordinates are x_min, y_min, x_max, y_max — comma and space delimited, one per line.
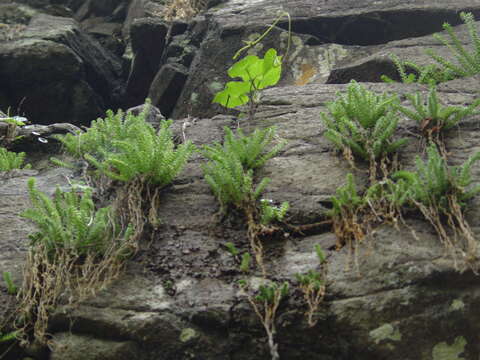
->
413, 195, 479, 273
15, 225, 133, 346
298, 266, 327, 327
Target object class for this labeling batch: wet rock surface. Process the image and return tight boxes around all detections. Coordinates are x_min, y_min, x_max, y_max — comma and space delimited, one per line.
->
1, 0, 480, 359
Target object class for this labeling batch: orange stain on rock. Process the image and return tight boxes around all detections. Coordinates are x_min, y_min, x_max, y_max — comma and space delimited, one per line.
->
295, 63, 317, 85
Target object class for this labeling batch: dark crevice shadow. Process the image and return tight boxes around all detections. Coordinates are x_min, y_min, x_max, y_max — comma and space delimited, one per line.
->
278, 8, 480, 46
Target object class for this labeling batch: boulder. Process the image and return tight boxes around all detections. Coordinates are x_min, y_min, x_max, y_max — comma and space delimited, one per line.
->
0, 10, 125, 126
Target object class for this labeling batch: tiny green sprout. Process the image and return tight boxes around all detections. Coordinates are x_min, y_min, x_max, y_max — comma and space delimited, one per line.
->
225, 242, 240, 256
255, 282, 289, 304
314, 244, 326, 264
240, 253, 251, 273
3, 117, 26, 127
0, 331, 17, 343
2, 271, 17, 295
259, 199, 289, 225
295, 270, 324, 291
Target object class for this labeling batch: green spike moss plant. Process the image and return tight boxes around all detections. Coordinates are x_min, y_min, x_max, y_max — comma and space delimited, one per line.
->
17, 178, 133, 344
381, 12, 480, 85
426, 12, 480, 80
393, 144, 480, 271
0, 147, 30, 171
202, 126, 289, 360
321, 80, 407, 182
54, 104, 194, 243
381, 53, 454, 85
295, 244, 327, 327
395, 86, 480, 148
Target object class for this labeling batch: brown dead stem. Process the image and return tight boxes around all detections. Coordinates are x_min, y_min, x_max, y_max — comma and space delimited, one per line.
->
16, 231, 132, 346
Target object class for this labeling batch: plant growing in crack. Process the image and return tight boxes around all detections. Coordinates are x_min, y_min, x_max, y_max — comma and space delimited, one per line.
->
392, 144, 480, 271
213, 48, 283, 123
295, 244, 327, 327
213, 11, 291, 125
381, 12, 480, 85
395, 86, 480, 149
321, 80, 407, 182
239, 279, 289, 360
203, 126, 290, 359
426, 12, 480, 80
381, 53, 455, 85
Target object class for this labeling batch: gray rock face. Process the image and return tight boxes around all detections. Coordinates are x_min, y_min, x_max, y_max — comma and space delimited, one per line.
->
0, 8, 125, 126
172, 0, 480, 119
2, 0, 480, 359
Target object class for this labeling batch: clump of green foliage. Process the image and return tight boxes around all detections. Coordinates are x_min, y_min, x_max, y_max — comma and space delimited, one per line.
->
2, 271, 17, 295
204, 126, 290, 360
295, 244, 327, 327
383, 12, 480, 85
392, 144, 480, 270
54, 104, 194, 242
54, 107, 147, 160
17, 178, 133, 344
84, 119, 194, 185
426, 12, 480, 79
201, 126, 287, 217
21, 178, 132, 258
328, 174, 369, 261
395, 86, 480, 144
321, 80, 407, 180
0, 147, 30, 171
381, 53, 454, 85
259, 199, 289, 225
213, 48, 283, 122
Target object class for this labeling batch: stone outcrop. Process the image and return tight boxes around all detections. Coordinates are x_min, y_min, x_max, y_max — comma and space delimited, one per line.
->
2, 0, 480, 359
0, 5, 125, 126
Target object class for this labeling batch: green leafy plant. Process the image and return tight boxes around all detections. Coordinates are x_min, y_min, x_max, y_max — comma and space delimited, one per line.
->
84, 119, 194, 186
0, 331, 17, 343
213, 48, 282, 122
21, 178, 132, 258
53, 107, 149, 160
329, 173, 368, 251
295, 244, 327, 327
2, 271, 17, 295
393, 144, 480, 269
17, 178, 134, 344
321, 80, 407, 180
240, 252, 251, 273
250, 281, 289, 360
381, 53, 454, 85
0, 147, 30, 171
259, 198, 289, 225
426, 12, 480, 80
203, 126, 286, 171
396, 86, 480, 144
201, 127, 285, 212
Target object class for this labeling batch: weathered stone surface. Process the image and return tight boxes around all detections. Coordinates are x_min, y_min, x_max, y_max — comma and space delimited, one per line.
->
3, 0, 480, 359
148, 63, 188, 117
0, 10, 124, 126
125, 17, 168, 107
172, 0, 480, 119
50, 333, 140, 360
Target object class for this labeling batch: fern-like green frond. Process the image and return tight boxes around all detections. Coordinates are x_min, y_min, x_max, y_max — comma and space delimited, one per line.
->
21, 178, 131, 260
0, 147, 30, 171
